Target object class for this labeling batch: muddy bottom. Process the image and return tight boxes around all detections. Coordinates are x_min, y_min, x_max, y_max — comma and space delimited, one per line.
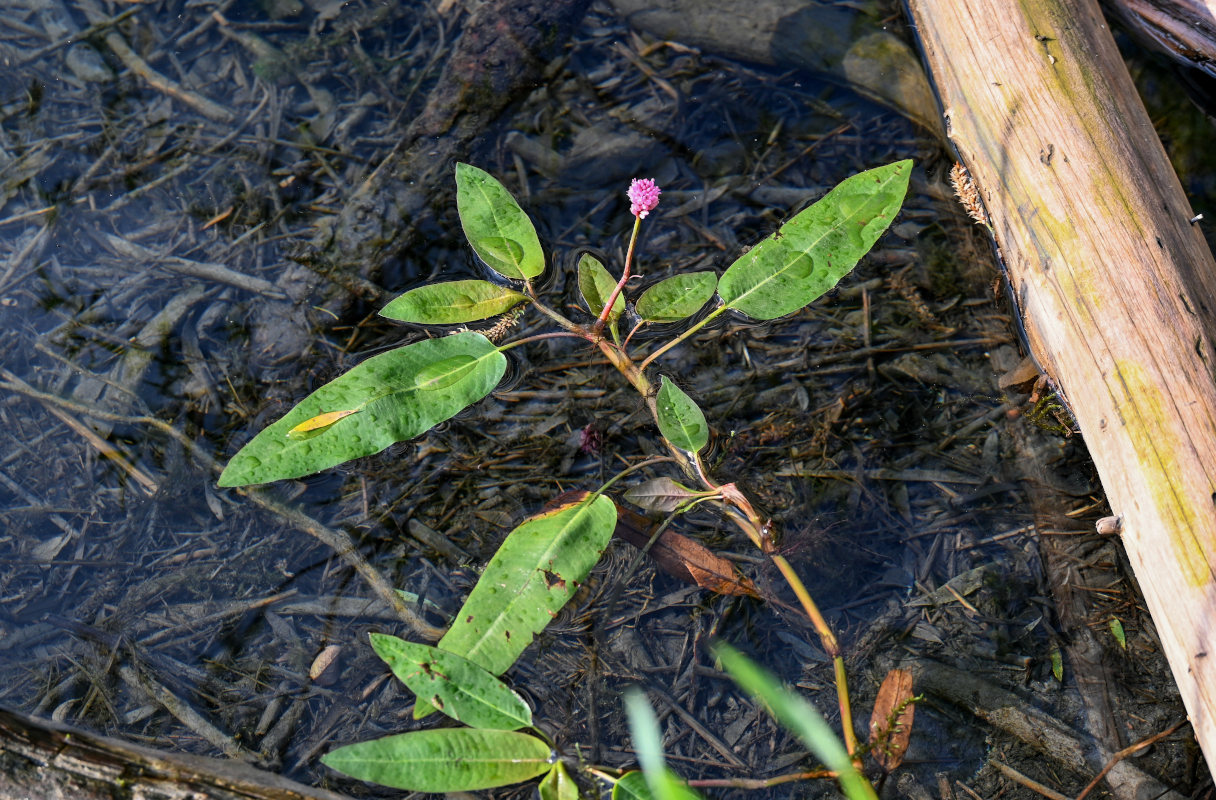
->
0, 1, 1205, 798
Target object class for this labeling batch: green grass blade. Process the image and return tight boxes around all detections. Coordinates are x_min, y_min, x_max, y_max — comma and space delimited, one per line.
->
712, 642, 877, 800
624, 689, 704, 800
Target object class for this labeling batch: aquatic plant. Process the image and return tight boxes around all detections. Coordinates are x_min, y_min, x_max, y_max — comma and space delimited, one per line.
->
219, 160, 912, 796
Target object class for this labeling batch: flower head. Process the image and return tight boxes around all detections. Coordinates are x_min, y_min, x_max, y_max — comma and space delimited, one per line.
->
627, 178, 661, 219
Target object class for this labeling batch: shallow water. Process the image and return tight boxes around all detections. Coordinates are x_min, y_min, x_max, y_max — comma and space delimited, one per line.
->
0, 1, 1207, 797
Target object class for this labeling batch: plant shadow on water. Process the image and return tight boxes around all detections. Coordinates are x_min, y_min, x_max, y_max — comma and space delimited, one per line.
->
0, 1, 1206, 798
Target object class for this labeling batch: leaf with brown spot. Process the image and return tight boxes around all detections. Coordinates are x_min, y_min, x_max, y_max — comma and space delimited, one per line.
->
868, 668, 916, 771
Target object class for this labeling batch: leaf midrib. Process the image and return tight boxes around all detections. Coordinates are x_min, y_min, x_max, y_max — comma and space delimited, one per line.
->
723, 170, 900, 309
460, 498, 606, 667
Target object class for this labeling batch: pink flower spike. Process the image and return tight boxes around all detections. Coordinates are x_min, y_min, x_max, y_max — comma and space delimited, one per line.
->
628, 178, 661, 219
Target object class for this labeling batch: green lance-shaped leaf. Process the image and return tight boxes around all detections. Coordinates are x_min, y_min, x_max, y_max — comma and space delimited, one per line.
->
717, 159, 912, 320
539, 761, 579, 800
635, 272, 717, 323
614, 771, 655, 800
218, 332, 506, 486
655, 377, 709, 453
369, 634, 532, 730
624, 689, 705, 800
438, 492, 617, 673
456, 163, 545, 281
712, 643, 877, 800
321, 728, 551, 792
381, 280, 527, 324
578, 253, 624, 329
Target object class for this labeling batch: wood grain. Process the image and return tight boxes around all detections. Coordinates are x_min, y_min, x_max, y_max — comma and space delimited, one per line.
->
907, 0, 1216, 769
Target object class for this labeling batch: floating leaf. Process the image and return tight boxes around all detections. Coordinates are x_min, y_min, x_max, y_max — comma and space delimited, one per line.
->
635, 272, 717, 322
578, 253, 624, 330
868, 668, 916, 772
456, 163, 545, 281
655, 377, 708, 453
219, 332, 506, 486
436, 493, 617, 673
321, 728, 551, 792
369, 634, 532, 730
381, 280, 527, 324
286, 409, 361, 440
414, 354, 479, 391
614, 771, 654, 800
539, 761, 579, 800
624, 689, 705, 800
624, 477, 703, 513
717, 160, 911, 320
713, 643, 877, 800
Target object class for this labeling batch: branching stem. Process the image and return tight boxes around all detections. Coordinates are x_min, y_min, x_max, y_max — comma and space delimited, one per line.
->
638, 305, 726, 373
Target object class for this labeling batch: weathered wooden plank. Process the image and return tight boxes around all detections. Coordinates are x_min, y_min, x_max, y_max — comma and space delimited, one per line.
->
907, 0, 1216, 770
0, 706, 351, 800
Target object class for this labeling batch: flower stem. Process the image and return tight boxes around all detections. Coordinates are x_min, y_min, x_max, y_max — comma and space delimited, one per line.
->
593, 215, 642, 334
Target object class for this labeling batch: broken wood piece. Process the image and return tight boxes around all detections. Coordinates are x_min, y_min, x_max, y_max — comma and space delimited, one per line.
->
609, 0, 943, 137
102, 234, 285, 298
908, 659, 1184, 800
0, 705, 351, 800
74, 0, 235, 123
907, 0, 1216, 772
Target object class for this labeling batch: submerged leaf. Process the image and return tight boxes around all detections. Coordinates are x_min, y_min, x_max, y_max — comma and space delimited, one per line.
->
635, 272, 717, 322
381, 280, 527, 324
655, 377, 709, 453
623, 477, 703, 513
456, 163, 545, 281
321, 728, 551, 791
219, 332, 506, 486
624, 689, 705, 800
369, 634, 532, 730
286, 409, 361, 440
868, 668, 916, 772
717, 160, 911, 319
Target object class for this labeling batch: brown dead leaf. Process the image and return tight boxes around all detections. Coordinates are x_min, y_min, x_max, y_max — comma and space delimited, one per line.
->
869, 667, 916, 771
613, 501, 760, 598
545, 490, 760, 598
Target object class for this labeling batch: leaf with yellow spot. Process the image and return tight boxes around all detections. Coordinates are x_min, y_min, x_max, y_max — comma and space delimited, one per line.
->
286, 409, 361, 439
